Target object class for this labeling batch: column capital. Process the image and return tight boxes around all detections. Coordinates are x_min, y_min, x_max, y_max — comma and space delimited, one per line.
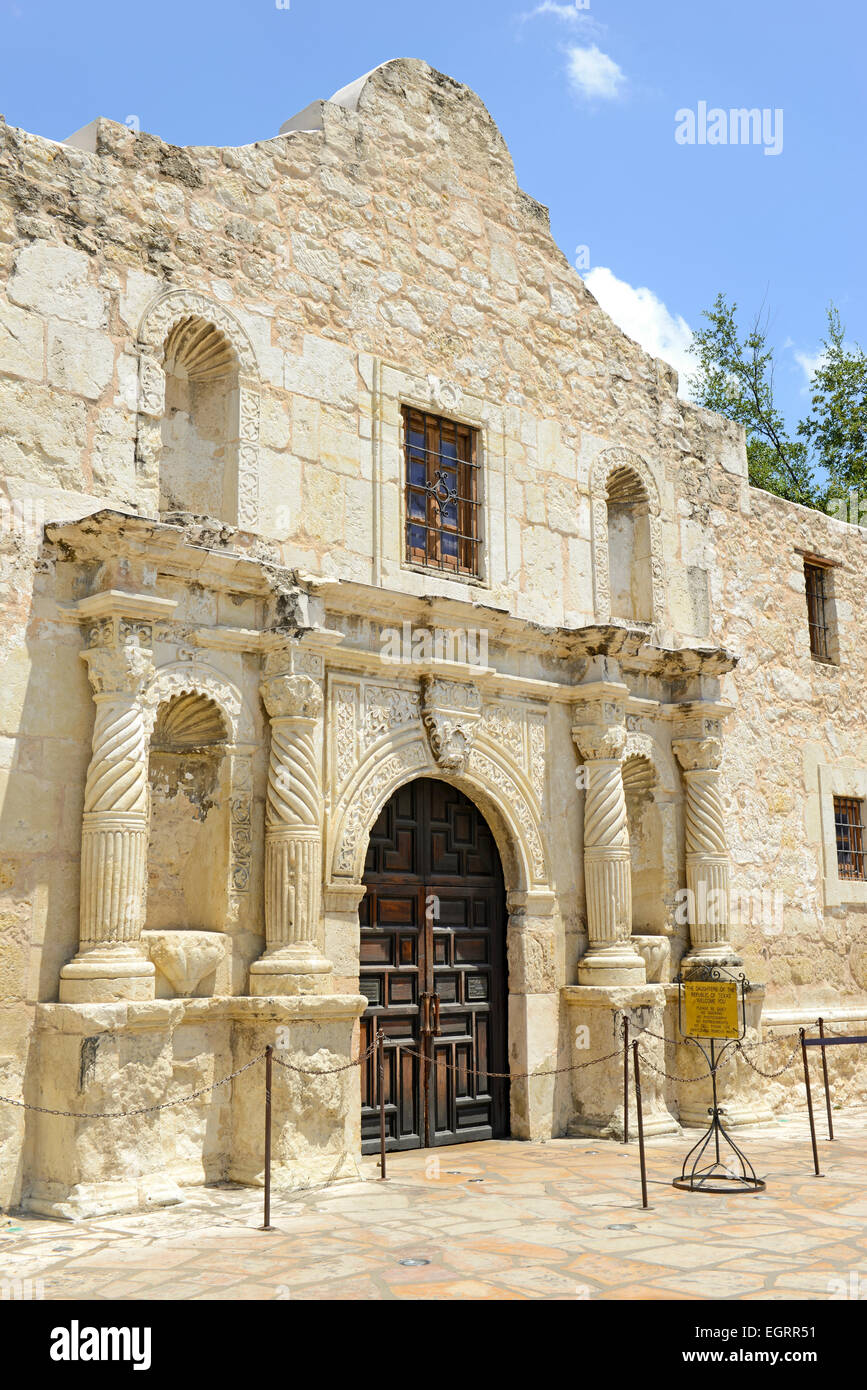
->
672, 736, 723, 773
572, 721, 627, 763
571, 682, 629, 762
260, 671, 323, 721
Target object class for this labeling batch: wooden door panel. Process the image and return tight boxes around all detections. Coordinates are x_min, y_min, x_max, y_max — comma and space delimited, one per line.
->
361, 778, 508, 1152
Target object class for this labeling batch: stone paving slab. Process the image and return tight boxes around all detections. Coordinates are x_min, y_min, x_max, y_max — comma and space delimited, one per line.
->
2, 1112, 866, 1301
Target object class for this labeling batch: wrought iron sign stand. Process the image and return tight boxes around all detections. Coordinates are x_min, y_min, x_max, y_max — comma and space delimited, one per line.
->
673, 967, 766, 1194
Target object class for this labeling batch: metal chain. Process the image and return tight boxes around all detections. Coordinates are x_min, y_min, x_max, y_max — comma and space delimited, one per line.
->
0, 1050, 269, 1119
632, 1049, 715, 1084
272, 1039, 377, 1076
391, 1043, 622, 1082
736, 1037, 801, 1078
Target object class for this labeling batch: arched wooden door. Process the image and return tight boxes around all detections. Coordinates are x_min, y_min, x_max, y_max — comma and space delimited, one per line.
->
360, 778, 509, 1151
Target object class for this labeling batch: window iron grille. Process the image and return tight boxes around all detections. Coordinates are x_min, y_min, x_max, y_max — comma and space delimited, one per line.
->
804, 561, 833, 662
402, 407, 480, 577
834, 796, 866, 881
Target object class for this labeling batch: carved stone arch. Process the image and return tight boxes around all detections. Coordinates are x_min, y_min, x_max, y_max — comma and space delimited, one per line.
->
623, 728, 678, 798
135, 289, 261, 531
589, 446, 665, 625
142, 661, 252, 743
142, 661, 256, 903
329, 728, 550, 893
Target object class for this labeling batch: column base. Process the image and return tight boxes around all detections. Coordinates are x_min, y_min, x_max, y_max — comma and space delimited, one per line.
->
248, 944, 333, 996
59, 947, 155, 1003
577, 944, 647, 987
680, 944, 743, 974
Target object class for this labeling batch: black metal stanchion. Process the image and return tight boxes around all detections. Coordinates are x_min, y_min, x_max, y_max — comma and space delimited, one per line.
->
260, 1045, 275, 1231
623, 1017, 630, 1144
633, 1040, 648, 1209
800, 1027, 822, 1177
818, 1017, 834, 1141
378, 1029, 387, 1181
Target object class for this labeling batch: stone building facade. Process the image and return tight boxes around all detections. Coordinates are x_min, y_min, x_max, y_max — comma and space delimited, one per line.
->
0, 60, 865, 1216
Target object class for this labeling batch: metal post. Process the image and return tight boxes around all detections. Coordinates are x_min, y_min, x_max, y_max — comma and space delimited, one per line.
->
818, 1017, 834, 1141
800, 1028, 821, 1177
623, 1016, 630, 1144
378, 1029, 387, 1181
261, 1045, 274, 1231
633, 1040, 648, 1209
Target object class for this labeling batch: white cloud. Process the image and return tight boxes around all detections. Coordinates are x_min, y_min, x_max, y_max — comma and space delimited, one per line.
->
794, 348, 826, 387
523, 1, 594, 21
566, 45, 625, 101
585, 266, 694, 391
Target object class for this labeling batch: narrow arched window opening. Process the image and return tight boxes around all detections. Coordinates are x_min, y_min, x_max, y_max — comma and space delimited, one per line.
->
159, 317, 239, 524
606, 466, 653, 623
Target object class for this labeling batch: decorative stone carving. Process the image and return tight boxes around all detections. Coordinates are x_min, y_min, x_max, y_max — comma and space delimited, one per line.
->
250, 653, 332, 994
362, 684, 421, 747
673, 718, 741, 969
334, 743, 428, 876
466, 748, 547, 885
60, 595, 178, 1003
142, 929, 229, 997
333, 683, 358, 790
632, 934, 671, 984
572, 697, 646, 986
421, 676, 482, 771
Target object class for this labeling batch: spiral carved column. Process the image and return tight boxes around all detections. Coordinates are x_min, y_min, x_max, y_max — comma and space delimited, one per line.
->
60, 625, 157, 1003
249, 671, 332, 995
573, 717, 646, 985
672, 733, 741, 968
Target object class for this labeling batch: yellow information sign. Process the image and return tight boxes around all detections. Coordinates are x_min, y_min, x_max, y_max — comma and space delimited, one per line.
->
682, 981, 740, 1040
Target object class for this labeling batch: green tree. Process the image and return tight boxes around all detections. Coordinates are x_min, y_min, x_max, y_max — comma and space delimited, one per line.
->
798, 306, 867, 507
687, 293, 818, 507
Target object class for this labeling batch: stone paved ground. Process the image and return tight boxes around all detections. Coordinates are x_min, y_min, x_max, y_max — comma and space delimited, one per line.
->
3, 1112, 867, 1301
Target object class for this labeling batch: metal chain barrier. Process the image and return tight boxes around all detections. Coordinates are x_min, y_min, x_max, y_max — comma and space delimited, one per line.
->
392, 1043, 623, 1082
736, 1036, 802, 1078
0, 1037, 379, 1119
272, 1038, 377, 1076
0, 1050, 269, 1120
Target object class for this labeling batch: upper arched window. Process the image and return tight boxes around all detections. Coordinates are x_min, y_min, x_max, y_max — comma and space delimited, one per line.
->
605, 466, 653, 624
159, 316, 240, 524
137, 290, 261, 531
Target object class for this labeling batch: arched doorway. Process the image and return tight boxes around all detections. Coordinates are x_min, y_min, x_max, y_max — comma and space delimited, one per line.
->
360, 777, 509, 1152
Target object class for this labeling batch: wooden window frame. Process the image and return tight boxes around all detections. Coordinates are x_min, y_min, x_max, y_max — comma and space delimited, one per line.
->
402, 406, 481, 579
833, 796, 866, 882
803, 559, 835, 664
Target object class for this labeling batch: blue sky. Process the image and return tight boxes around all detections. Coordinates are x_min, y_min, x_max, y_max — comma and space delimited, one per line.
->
1, 0, 863, 433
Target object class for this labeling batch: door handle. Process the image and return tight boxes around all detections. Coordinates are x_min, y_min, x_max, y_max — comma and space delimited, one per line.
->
432, 992, 441, 1036
420, 991, 431, 1035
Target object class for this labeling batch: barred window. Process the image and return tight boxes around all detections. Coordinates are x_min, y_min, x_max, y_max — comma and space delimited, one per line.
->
804, 561, 833, 662
403, 407, 481, 577
834, 796, 866, 881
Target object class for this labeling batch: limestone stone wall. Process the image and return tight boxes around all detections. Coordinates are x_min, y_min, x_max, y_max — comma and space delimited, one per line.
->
0, 58, 865, 1207
710, 488, 867, 1011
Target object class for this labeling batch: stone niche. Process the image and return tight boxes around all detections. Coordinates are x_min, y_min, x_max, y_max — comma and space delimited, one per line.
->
144, 692, 232, 997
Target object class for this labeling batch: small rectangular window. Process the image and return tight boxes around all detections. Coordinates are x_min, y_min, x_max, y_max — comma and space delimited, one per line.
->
834, 796, 866, 880
804, 561, 834, 662
402, 407, 481, 578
